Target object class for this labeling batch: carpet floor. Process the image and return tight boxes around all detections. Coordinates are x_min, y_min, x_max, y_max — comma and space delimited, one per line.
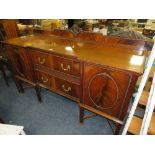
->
0, 74, 113, 135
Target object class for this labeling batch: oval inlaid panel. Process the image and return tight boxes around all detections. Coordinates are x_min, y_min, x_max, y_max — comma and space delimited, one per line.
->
88, 72, 119, 110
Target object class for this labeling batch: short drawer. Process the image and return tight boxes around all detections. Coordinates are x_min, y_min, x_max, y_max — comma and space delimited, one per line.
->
31, 50, 53, 68
36, 70, 53, 88
55, 77, 80, 99
53, 56, 80, 77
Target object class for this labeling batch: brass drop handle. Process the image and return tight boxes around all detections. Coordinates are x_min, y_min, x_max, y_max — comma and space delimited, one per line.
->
38, 57, 46, 64
41, 76, 48, 83
61, 63, 71, 71
62, 84, 71, 92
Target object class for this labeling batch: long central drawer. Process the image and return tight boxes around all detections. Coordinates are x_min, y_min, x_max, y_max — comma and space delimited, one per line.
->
30, 49, 80, 77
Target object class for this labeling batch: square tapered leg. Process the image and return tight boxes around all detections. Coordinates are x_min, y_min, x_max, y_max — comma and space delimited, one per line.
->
79, 106, 84, 124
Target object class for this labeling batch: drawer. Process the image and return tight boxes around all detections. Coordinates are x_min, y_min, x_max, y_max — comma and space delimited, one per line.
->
55, 77, 80, 99
36, 70, 53, 88
31, 50, 80, 77
31, 50, 53, 68
53, 56, 80, 77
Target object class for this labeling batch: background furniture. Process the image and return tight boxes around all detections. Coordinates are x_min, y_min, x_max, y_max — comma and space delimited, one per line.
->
142, 28, 155, 39
0, 20, 19, 39
1, 32, 146, 134
0, 20, 19, 86
0, 52, 12, 86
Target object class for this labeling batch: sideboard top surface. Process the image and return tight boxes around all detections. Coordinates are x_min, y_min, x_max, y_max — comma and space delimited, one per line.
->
2, 34, 146, 75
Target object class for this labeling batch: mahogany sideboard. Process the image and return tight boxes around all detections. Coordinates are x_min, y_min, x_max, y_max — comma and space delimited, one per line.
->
1, 33, 146, 134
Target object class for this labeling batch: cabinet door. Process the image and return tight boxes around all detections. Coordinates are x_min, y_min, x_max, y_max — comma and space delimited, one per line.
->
7, 45, 33, 81
83, 63, 138, 121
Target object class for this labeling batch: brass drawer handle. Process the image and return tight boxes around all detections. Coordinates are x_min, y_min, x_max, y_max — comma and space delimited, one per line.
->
61, 63, 71, 71
62, 84, 71, 92
41, 76, 48, 83
38, 57, 46, 64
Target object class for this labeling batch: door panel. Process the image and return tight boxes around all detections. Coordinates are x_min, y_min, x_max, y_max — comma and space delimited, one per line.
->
83, 63, 132, 119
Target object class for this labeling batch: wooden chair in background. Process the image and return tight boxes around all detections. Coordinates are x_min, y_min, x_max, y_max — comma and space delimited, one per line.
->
0, 20, 19, 86
0, 50, 13, 86
0, 19, 19, 39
